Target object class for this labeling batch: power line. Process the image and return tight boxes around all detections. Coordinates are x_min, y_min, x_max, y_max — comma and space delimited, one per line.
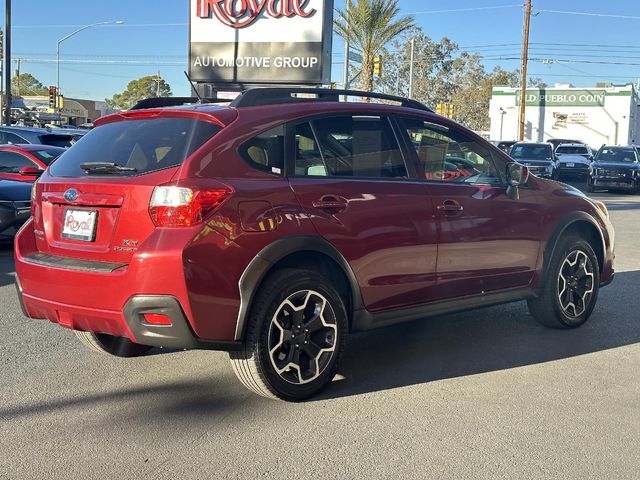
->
407, 5, 522, 15
537, 9, 640, 21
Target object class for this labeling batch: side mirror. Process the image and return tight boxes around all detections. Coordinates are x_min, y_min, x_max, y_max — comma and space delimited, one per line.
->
506, 163, 528, 200
18, 166, 43, 176
507, 162, 529, 186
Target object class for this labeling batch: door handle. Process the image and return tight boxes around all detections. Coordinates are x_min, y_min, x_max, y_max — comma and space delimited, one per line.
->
312, 195, 348, 213
436, 200, 464, 215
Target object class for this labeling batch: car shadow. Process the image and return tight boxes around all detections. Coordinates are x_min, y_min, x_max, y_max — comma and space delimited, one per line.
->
319, 270, 640, 401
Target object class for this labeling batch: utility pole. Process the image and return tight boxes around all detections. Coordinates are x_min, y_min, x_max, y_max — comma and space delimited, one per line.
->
4, 0, 11, 126
518, 0, 532, 141
156, 70, 161, 96
408, 38, 415, 99
13, 57, 19, 96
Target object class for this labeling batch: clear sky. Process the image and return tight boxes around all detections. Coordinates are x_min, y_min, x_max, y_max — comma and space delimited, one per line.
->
2, 0, 639, 101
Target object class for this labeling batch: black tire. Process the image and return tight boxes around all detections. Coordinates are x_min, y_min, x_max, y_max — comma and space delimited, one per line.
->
527, 236, 600, 329
587, 181, 595, 193
229, 268, 348, 401
74, 330, 153, 357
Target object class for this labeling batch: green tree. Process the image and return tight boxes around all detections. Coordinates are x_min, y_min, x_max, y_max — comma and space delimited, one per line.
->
334, 0, 414, 93
11, 73, 49, 96
106, 74, 172, 110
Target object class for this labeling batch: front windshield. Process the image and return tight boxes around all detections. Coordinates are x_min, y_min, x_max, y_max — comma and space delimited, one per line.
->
510, 144, 552, 160
595, 148, 638, 163
556, 146, 589, 155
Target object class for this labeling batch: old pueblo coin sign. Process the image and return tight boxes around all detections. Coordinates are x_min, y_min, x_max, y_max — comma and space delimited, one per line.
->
190, 0, 333, 86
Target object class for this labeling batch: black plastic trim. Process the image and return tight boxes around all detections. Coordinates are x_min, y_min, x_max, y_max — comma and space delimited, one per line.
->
542, 211, 607, 282
123, 295, 242, 351
14, 275, 29, 318
352, 288, 536, 332
234, 235, 364, 341
22, 252, 127, 273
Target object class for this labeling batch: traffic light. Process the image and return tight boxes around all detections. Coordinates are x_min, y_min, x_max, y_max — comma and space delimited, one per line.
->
48, 86, 57, 108
435, 103, 445, 115
58, 94, 64, 110
447, 104, 455, 118
373, 56, 382, 76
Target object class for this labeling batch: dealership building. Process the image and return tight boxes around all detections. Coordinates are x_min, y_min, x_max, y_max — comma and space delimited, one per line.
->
489, 83, 640, 148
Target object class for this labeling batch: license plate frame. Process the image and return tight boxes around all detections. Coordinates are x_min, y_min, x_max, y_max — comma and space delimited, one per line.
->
62, 209, 98, 242
566, 162, 575, 167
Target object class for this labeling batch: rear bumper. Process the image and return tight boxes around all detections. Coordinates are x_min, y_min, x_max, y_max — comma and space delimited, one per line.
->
14, 219, 241, 350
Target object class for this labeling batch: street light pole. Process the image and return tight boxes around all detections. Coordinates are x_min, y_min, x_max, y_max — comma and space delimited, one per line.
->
56, 20, 123, 119
499, 107, 506, 141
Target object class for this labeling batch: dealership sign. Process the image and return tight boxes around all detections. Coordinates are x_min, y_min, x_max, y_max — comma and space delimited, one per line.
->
189, 0, 333, 86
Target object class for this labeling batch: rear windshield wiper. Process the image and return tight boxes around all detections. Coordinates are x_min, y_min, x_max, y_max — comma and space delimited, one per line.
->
80, 162, 137, 174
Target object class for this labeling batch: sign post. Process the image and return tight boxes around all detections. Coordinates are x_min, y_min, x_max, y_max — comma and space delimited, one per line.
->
189, 0, 333, 92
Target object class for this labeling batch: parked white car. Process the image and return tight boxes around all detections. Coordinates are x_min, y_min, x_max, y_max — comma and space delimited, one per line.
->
555, 143, 593, 178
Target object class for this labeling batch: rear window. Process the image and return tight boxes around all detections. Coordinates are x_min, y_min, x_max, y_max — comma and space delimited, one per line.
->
38, 134, 78, 148
30, 149, 64, 165
49, 118, 221, 177
556, 146, 589, 155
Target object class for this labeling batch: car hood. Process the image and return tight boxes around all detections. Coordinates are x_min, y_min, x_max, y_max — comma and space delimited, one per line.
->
593, 162, 640, 170
557, 154, 591, 165
514, 158, 554, 167
0, 179, 32, 201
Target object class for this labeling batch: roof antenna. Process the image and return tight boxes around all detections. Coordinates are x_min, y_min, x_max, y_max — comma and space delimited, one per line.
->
184, 71, 203, 103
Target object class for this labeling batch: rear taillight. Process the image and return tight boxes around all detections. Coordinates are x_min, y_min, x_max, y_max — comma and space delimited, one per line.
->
149, 185, 233, 227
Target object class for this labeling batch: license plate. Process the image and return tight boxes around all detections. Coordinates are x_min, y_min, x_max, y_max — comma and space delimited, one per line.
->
566, 162, 575, 167
62, 209, 98, 242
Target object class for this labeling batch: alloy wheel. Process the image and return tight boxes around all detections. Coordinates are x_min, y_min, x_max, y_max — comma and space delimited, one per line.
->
267, 290, 338, 385
557, 249, 595, 318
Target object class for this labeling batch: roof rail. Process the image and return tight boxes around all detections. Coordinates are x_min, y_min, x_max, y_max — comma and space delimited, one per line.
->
129, 96, 231, 110
229, 87, 433, 112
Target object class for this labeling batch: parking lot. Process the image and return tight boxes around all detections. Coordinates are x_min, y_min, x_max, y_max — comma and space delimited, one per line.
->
1, 183, 639, 479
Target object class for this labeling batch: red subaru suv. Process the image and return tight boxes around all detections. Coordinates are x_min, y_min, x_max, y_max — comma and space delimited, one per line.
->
14, 88, 614, 401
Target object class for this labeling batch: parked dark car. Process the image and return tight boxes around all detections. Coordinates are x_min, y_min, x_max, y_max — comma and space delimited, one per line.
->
14, 88, 615, 401
509, 142, 558, 179
0, 144, 66, 182
588, 145, 640, 193
495, 140, 517, 154
0, 126, 85, 148
0, 179, 32, 240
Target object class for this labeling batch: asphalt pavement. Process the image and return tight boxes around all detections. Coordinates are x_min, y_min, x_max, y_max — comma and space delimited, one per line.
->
1, 182, 639, 479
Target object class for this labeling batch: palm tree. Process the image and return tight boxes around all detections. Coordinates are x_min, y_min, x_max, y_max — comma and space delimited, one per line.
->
334, 0, 414, 94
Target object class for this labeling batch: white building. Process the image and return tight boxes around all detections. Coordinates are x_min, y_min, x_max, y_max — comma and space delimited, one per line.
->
489, 83, 640, 148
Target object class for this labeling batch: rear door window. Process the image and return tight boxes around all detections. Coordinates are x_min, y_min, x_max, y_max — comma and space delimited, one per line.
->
49, 117, 221, 177
296, 115, 407, 178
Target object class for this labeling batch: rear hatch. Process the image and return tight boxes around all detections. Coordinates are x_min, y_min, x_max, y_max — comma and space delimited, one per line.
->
32, 114, 223, 264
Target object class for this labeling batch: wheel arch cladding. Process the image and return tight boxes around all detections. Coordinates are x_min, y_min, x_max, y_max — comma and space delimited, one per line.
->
545, 213, 605, 276
235, 235, 363, 341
